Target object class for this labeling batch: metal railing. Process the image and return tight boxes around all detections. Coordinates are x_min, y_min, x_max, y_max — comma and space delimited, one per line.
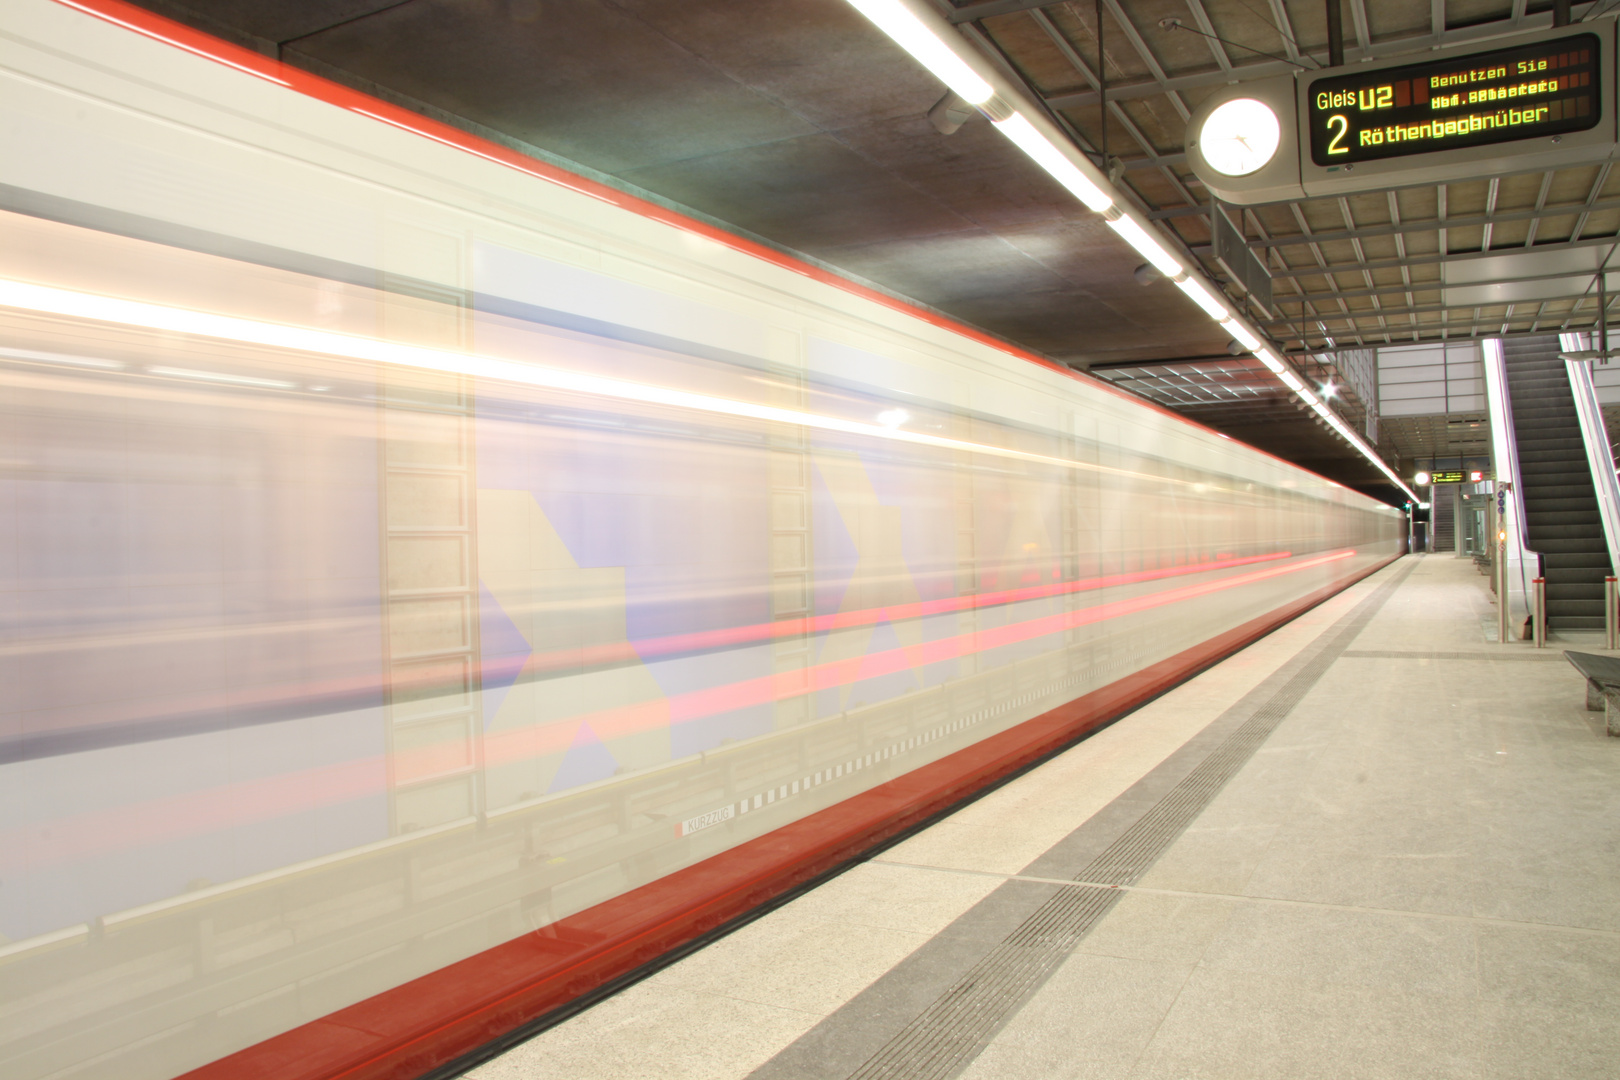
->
1481, 339, 1539, 641
1562, 355, 1620, 581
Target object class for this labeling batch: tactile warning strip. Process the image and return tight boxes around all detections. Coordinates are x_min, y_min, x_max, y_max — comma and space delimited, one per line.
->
1340, 649, 1563, 660
839, 560, 1417, 1080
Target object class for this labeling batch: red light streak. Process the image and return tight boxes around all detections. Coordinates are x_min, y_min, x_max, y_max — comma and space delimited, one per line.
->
10, 549, 1355, 873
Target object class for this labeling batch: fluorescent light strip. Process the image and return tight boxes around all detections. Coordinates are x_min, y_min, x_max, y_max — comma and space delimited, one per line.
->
845, 0, 993, 105
1175, 278, 1230, 321
992, 114, 1112, 212
833, 0, 1332, 472
0, 278, 1204, 489
1106, 215, 1182, 277
1225, 320, 1262, 352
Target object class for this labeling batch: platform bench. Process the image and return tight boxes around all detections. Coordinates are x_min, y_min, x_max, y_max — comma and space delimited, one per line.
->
1564, 651, 1620, 737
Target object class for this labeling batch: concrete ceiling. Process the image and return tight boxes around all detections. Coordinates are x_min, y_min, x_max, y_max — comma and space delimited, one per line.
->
141, 0, 1219, 360
127, 0, 1590, 501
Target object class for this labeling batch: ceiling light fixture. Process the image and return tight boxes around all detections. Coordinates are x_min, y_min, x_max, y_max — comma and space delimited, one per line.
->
845, 0, 994, 105
1104, 214, 1182, 277
991, 112, 1113, 212
842, 0, 1411, 504
1225, 320, 1262, 352
1175, 278, 1230, 321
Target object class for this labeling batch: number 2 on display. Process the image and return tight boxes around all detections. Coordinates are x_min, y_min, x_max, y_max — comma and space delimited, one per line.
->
1326, 114, 1350, 155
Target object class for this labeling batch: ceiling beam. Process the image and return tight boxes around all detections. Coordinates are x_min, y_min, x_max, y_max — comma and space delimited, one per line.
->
1265, 263, 1620, 304
1264, 232, 1620, 278
1084, 354, 1262, 370
1024, 5, 1601, 108
1264, 310, 1616, 339
1249, 197, 1620, 248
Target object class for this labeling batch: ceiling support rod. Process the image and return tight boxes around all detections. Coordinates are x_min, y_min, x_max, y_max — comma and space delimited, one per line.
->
1095, 0, 1107, 166
1327, 0, 1345, 67
1601, 273, 1609, 363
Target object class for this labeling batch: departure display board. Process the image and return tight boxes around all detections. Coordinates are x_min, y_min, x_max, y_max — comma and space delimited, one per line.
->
1306, 32, 1601, 166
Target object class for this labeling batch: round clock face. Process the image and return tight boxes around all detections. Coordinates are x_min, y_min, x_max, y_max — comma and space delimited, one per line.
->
1198, 98, 1281, 177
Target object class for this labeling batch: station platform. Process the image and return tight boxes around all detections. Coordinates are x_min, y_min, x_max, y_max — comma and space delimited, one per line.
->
466, 554, 1620, 1080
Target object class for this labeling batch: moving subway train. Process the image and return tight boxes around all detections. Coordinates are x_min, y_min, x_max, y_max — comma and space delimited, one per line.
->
0, 2, 1404, 1078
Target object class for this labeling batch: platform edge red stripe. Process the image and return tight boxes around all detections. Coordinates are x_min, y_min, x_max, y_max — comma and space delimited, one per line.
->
171, 553, 1399, 1080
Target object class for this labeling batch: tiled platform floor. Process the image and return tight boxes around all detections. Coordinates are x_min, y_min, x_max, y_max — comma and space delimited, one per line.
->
469, 555, 1620, 1080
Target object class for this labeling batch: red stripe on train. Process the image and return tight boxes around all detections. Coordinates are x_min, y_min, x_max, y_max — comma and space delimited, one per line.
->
49, 0, 1330, 471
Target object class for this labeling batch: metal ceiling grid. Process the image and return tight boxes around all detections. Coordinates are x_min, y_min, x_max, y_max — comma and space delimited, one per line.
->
1378, 411, 1492, 459
947, 0, 1620, 358
1085, 350, 1378, 438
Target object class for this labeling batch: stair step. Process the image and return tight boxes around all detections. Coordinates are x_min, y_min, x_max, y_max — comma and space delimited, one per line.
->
1550, 573, 1614, 588
1545, 552, 1615, 570
1547, 584, 1607, 602
1550, 615, 1607, 629
1516, 416, 1580, 428
1515, 416, 1581, 431
1519, 449, 1589, 463
1524, 497, 1599, 513
1525, 483, 1600, 499
1529, 537, 1607, 552
1525, 495, 1600, 508
1529, 521, 1605, 537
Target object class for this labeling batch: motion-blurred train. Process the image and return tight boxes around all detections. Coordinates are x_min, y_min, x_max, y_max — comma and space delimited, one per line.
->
0, 2, 1403, 1078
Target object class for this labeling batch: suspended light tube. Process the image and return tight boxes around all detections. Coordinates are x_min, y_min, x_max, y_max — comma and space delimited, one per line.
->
1175, 277, 1230, 321
844, 0, 994, 105
844, 0, 1406, 502
1225, 320, 1263, 352
991, 112, 1113, 213
1105, 213, 1182, 277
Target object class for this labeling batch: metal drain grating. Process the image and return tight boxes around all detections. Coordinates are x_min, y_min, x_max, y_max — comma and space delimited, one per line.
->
1078, 631, 1350, 887
847, 885, 1117, 1080
842, 560, 1416, 1080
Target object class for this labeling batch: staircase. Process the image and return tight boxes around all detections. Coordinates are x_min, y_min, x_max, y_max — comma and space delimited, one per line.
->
1501, 337, 1611, 628
1431, 482, 1456, 554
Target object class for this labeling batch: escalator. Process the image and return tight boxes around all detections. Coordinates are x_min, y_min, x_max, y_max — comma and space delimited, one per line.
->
1500, 337, 1611, 628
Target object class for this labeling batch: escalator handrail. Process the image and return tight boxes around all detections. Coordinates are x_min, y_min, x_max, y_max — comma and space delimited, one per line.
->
1563, 356, 1620, 577
1481, 338, 1539, 607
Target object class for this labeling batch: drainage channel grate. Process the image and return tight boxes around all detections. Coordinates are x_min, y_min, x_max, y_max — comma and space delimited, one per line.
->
846, 884, 1117, 1080
844, 561, 1416, 1080
1078, 626, 1350, 888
